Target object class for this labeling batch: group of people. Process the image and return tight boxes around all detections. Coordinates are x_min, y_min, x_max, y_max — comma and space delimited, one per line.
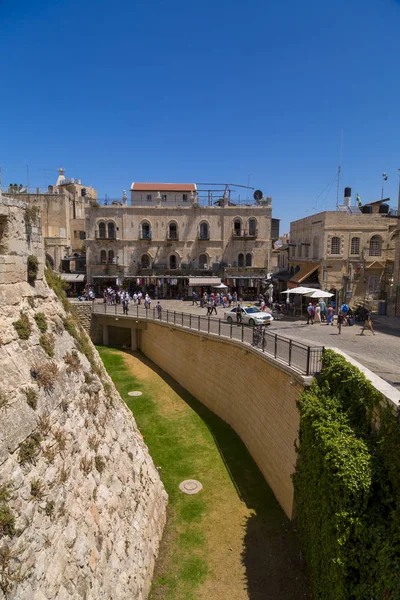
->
192, 290, 238, 309
306, 300, 375, 335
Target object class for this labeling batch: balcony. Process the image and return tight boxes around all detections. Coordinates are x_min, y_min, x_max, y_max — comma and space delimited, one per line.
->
95, 233, 116, 240
232, 229, 258, 239
139, 231, 152, 241
167, 232, 179, 241
198, 233, 210, 241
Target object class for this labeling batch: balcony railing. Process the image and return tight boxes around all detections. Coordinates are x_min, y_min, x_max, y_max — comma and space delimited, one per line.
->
198, 233, 210, 240
167, 232, 179, 240
232, 229, 258, 239
95, 233, 116, 240
139, 231, 152, 240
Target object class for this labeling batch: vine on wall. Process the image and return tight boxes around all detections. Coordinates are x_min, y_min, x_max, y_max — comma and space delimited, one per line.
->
293, 349, 400, 599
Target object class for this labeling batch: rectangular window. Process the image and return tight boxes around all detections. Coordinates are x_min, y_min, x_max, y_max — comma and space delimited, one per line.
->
79, 231, 86, 240
350, 237, 360, 255
162, 194, 167, 202
330, 237, 340, 254
146, 194, 152, 201
183, 194, 188, 201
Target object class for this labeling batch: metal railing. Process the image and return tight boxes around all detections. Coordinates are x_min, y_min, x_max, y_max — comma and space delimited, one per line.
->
92, 303, 324, 376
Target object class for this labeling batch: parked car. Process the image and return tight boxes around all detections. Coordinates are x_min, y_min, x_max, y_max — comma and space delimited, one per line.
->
224, 306, 274, 326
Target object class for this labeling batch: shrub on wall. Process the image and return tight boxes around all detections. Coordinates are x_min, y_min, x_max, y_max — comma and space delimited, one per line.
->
13, 312, 32, 340
293, 350, 400, 599
27, 255, 39, 283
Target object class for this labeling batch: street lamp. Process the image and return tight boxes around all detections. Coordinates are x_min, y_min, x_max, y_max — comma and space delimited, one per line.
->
381, 172, 388, 200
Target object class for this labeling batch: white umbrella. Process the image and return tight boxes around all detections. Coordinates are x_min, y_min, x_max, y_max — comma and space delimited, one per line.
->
212, 282, 228, 289
281, 286, 315, 294
304, 289, 334, 298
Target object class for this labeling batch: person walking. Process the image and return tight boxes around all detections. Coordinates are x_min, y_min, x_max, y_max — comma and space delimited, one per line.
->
156, 301, 162, 320
206, 299, 212, 316
314, 302, 321, 323
319, 299, 326, 322
337, 311, 344, 335
236, 302, 242, 323
360, 308, 376, 335
233, 291, 238, 306
192, 291, 198, 306
306, 302, 315, 325
211, 298, 218, 315
326, 305, 334, 326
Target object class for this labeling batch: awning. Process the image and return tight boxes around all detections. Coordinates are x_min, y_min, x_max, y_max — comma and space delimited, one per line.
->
290, 263, 319, 284
59, 273, 86, 282
366, 261, 386, 269
92, 275, 118, 279
189, 277, 221, 286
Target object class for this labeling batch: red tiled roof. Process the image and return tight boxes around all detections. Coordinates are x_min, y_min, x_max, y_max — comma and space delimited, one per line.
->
130, 182, 196, 192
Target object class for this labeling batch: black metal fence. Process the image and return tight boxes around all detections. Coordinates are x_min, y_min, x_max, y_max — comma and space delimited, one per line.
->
92, 303, 324, 376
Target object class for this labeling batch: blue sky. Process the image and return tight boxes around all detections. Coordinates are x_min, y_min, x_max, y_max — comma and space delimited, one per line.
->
1, 0, 400, 232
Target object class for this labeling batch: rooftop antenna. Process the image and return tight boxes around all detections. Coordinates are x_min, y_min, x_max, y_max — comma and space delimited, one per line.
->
336, 130, 343, 208
381, 172, 388, 200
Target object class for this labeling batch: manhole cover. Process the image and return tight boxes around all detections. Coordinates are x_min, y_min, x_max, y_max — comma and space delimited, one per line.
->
179, 480, 203, 495
128, 391, 142, 397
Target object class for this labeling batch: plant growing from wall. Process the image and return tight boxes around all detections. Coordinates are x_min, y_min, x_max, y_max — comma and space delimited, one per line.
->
24, 205, 40, 228
34, 312, 47, 333
31, 362, 59, 391
293, 349, 400, 599
24, 387, 38, 410
18, 433, 41, 465
13, 312, 32, 340
39, 333, 55, 357
0, 484, 15, 539
64, 350, 81, 374
27, 255, 39, 283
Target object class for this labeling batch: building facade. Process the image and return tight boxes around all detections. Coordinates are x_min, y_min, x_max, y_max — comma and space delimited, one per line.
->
3, 168, 97, 273
85, 194, 273, 299
288, 201, 397, 307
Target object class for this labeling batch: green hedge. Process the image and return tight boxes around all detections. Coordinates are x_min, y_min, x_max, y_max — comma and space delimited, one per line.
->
293, 350, 400, 599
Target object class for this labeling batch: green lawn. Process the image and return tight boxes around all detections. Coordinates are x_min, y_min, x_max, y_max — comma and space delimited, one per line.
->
97, 347, 311, 600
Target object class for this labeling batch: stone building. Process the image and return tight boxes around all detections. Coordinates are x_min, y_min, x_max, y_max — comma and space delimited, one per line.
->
388, 193, 400, 316
130, 182, 197, 207
3, 167, 97, 279
85, 186, 273, 299
288, 199, 397, 307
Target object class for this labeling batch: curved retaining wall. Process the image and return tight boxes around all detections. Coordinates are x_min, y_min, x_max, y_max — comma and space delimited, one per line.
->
139, 322, 307, 518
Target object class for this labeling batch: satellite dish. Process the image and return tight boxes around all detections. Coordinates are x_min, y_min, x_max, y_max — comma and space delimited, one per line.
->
253, 190, 263, 201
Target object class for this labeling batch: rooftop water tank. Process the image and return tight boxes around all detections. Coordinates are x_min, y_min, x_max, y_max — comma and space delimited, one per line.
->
361, 205, 373, 214
379, 203, 389, 214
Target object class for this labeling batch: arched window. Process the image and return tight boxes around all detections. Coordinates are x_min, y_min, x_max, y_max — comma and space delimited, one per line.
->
312, 236, 319, 259
108, 250, 114, 264
245, 253, 252, 267
330, 236, 340, 255
168, 222, 178, 240
199, 254, 208, 269
107, 222, 115, 239
141, 221, 151, 240
141, 254, 150, 268
369, 235, 382, 256
233, 219, 242, 237
297, 243, 302, 258
100, 250, 107, 264
304, 238, 310, 258
350, 237, 360, 255
199, 222, 209, 240
238, 253, 244, 267
98, 222, 106, 239
248, 218, 256, 236
169, 255, 177, 269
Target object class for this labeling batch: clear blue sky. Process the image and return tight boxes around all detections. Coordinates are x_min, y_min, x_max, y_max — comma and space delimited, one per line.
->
1, 0, 400, 232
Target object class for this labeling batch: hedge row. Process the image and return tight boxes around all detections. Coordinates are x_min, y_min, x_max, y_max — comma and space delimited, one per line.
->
293, 349, 400, 599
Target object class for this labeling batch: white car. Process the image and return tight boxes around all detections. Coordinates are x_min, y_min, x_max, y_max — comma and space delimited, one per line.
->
224, 306, 274, 326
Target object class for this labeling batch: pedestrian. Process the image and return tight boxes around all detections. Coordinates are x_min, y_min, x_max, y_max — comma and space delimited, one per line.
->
285, 295, 291, 314
326, 305, 334, 326
156, 301, 162, 320
314, 302, 321, 323
233, 291, 238, 306
133, 292, 138, 305
360, 308, 376, 335
236, 302, 242, 323
337, 311, 344, 335
319, 299, 326, 322
306, 302, 315, 325
192, 291, 198, 306
211, 298, 217, 315
137, 291, 142, 305
340, 302, 349, 326
206, 300, 212, 316
228, 293, 232, 307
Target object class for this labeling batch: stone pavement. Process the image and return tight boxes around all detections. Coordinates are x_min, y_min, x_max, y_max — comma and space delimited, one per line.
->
116, 299, 400, 390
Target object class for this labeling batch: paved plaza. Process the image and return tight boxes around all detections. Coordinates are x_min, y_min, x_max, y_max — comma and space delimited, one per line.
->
97, 299, 400, 390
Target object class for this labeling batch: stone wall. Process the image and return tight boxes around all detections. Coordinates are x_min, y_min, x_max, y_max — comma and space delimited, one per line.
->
139, 322, 305, 519
0, 197, 167, 599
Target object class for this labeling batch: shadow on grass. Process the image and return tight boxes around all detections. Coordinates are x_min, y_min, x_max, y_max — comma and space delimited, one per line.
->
130, 350, 311, 600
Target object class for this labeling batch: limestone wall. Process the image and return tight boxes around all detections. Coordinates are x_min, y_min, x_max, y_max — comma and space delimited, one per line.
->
0, 197, 167, 599
139, 322, 304, 518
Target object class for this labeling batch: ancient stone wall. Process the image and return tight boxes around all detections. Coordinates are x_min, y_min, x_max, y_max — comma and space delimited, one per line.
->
0, 196, 167, 599
139, 322, 304, 518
